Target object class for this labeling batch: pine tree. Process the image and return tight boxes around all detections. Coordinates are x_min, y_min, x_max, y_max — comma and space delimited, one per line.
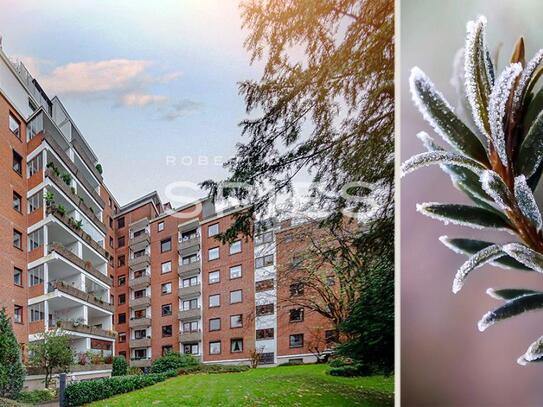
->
0, 307, 25, 399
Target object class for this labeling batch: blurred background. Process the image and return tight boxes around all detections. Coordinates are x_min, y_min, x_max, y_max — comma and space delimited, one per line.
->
401, 0, 543, 405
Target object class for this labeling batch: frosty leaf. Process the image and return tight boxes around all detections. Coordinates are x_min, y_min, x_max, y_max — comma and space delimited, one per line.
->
514, 175, 543, 231
513, 49, 543, 114
502, 243, 543, 273
464, 16, 493, 138
478, 293, 543, 331
440, 236, 530, 270
417, 203, 511, 230
416, 131, 444, 152
518, 336, 543, 366
401, 151, 486, 177
487, 288, 542, 300
480, 170, 513, 211
488, 63, 523, 166
517, 110, 543, 179
452, 244, 504, 293
410, 67, 488, 163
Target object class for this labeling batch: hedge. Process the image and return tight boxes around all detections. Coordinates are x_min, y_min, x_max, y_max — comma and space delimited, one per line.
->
150, 352, 199, 373
329, 364, 372, 377
63, 370, 177, 406
177, 364, 249, 375
111, 356, 128, 377
16, 389, 57, 405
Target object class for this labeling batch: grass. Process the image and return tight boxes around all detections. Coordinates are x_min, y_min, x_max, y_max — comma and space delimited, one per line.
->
90, 364, 393, 407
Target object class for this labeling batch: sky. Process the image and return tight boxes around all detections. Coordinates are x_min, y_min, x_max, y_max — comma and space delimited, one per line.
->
0, 0, 261, 206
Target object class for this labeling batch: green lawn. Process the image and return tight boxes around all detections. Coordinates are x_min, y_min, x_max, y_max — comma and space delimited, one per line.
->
90, 364, 393, 407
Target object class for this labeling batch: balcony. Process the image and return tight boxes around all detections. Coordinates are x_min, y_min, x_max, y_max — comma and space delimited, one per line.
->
129, 232, 150, 252
129, 275, 151, 290
130, 296, 151, 309
48, 281, 113, 313
178, 235, 200, 255
72, 140, 103, 182
130, 218, 149, 231
178, 307, 201, 320
178, 284, 201, 298
129, 254, 150, 270
178, 262, 200, 275
179, 330, 202, 343
55, 320, 115, 339
130, 358, 151, 368
129, 337, 151, 348
129, 317, 151, 328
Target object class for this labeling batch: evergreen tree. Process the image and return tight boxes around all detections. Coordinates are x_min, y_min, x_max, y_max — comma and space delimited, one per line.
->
0, 307, 25, 399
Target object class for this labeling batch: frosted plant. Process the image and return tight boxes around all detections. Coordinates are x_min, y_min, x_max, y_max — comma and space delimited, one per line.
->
402, 16, 543, 365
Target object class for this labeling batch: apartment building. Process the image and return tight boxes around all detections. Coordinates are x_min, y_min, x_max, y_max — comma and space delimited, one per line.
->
0, 41, 334, 372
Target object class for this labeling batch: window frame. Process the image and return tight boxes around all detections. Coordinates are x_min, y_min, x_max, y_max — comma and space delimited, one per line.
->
160, 238, 172, 253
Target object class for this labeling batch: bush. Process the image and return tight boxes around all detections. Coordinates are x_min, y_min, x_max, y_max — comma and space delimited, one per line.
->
328, 357, 351, 368
0, 397, 26, 406
127, 366, 143, 375
0, 308, 25, 399
16, 389, 57, 405
63, 371, 176, 406
150, 352, 199, 373
329, 364, 373, 377
177, 364, 249, 375
111, 357, 128, 377
278, 360, 304, 367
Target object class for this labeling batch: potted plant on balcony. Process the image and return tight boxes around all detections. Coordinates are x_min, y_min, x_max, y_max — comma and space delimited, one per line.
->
44, 191, 55, 208
61, 173, 72, 186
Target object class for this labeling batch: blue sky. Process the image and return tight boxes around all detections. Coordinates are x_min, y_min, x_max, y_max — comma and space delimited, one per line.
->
0, 0, 261, 206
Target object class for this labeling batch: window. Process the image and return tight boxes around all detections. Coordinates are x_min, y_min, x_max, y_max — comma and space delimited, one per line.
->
109, 217, 113, 228
28, 228, 43, 251
229, 265, 242, 279
118, 275, 126, 286
229, 240, 241, 254
182, 276, 198, 287
13, 229, 22, 250
118, 313, 126, 324
184, 343, 199, 355
209, 294, 220, 307
162, 325, 172, 337
256, 304, 274, 316
290, 334, 304, 348
162, 345, 173, 356
14, 305, 23, 324
134, 249, 145, 258
208, 247, 219, 261
161, 261, 172, 274
134, 329, 146, 339
161, 282, 172, 295
118, 294, 126, 305
118, 255, 125, 267
161, 238, 171, 252
27, 153, 42, 178
13, 191, 21, 212
109, 236, 114, 248
289, 308, 304, 322
256, 328, 274, 340
325, 329, 338, 344
209, 341, 221, 355
208, 223, 219, 237
182, 254, 199, 265
255, 231, 274, 245
208, 271, 220, 284
290, 282, 304, 296
13, 267, 22, 286
117, 217, 125, 228
158, 221, 164, 232
9, 113, 20, 138
256, 279, 274, 292
134, 289, 145, 299
182, 298, 198, 311
29, 303, 44, 322
230, 290, 242, 304
134, 349, 147, 360
118, 236, 125, 248
162, 304, 172, 316
28, 265, 44, 287
134, 309, 145, 319
230, 314, 243, 328
181, 229, 198, 241
231, 338, 243, 353
209, 318, 221, 331
118, 333, 126, 343
12, 150, 22, 175
183, 321, 199, 332
109, 198, 112, 208
255, 254, 274, 268
110, 295, 114, 305
28, 192, 42, 214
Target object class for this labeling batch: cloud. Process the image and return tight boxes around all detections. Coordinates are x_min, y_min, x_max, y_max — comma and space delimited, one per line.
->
120, 92, 168, 107
161, 99, 204, 120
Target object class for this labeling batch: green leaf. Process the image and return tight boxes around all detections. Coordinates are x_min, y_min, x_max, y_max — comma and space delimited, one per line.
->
401, 151, 487, 177
517, 110, 543, 179
410, 68, 488, 164
478, 293, 543, 331
487, 288, 542, 300
417, 203, 511, 230
502, 243, 543, 273
439, 237, 531, 270
452, 244, 504, 293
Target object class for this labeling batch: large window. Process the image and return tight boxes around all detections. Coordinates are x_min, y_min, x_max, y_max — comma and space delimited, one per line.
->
28, 192, 43, 214
161, 238, 172, 253
208, 270, 220, 284
231, 338, 243, 353
29, 303, 44, 322
182, 298, 198, 311
209, 294, 220, 307
230, 314, 243, 328
209, 318, 221, 331
28, 228, 43, 251
255, 254, 274, 268
9, 113, 20, 138
229, 240, 241, 254
183, 321, 199, 332
134, 329, 147, 339
229, 265, 242, 279
182, 276, 198, 287
230, 290, 242, 304
13, 229, 22, 250
184, 343, 199, 355
256, 279, 274, 292
208, 247, 219, 261
27, 153, 43, 178
12, 150, 22, 175
208, 223, 219, 237
12, 191, 21, 213
289, 334, 304, 348
28, 265, 44, 287
255, 231, 274, 245
256, 304, 274, 316
256, 328, 274, 340
134, 349, 147, 360
209, 341, 221, 355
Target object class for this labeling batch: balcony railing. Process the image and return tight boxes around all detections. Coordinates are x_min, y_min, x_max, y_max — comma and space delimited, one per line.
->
178, 235, 200, 254
178, 284, 201, 298
129, 254, 150, 270
45, 168, 106, 233
129, 337, 151, 348
53, 320, 115, 339
130, 358, 151, 368
48, 281, 113, 312
48, 242, 112, 286
129, 232, 150, 248
129, 317, 151, 328
129, 275, 151, 290
178, 307, 201, 320
130, 296, 151, 309
178, 261, 200, 275
179, 329, 202, 343
72, 140, 103, 182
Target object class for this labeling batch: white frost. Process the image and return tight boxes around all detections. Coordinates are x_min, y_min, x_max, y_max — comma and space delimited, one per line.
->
477, 310, 496, 332
513, 49, 543, 114
416, 202, 484, 229
502, 243, 543, 273
401, 151, 485, 177
519, 336, 543, 364
416, 131, 443, 152
452, 244, 504, 293
514, 175, 543, 231
480, 170, 512, 211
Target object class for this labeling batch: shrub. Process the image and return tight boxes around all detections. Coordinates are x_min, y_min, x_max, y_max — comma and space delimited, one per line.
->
127, 367, 143, 375
278, 360, 304, 367
16, 388, 57, 404
176, 364, 249, 375
111, 357, 128, 377
63, 371, 176, 406
0, 308, 26, 399
329, 364, 373, 377
328, 357, 351, 368
150, 352, 199, 373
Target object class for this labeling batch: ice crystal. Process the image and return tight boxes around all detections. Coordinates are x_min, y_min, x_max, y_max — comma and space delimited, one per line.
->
518, 336, 543, 365
488, 63, 523, 166
452, 244, 503, 293
401, 151, 485, 177
480, 170, 512, 211
513, 49, 543, 114
416, 131, 443, 152
514, 175, 543, 231
502, 243, 543, 273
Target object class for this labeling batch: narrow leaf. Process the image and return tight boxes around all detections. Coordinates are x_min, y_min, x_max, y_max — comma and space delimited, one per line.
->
478, 293, 543, 331
452, 244, 504, 293
401, 151, 486, 177
513, 49, 543, 114
517, 109, 543, 179
518, 335, 543, 365
514, 175, 543, 231
480, 170, 513, 211
502, 243, 543, 273
487, 288, 542, 300
417, 203, 511, 230
410, 67, 488, 163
